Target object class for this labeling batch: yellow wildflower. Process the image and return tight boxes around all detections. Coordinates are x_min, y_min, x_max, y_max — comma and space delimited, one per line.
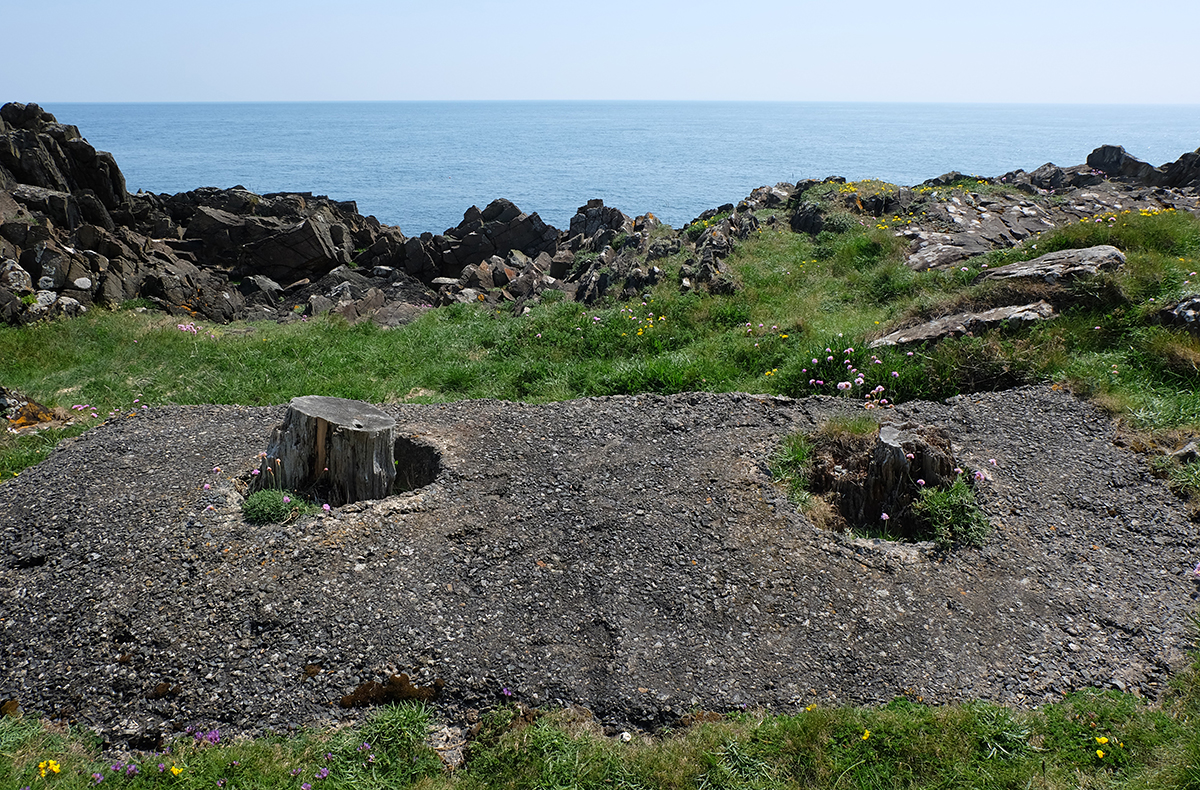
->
1096, 736, 1109, 744
1096, 749, 1105, 759
172, 765, 183, 776
862, 729, 870, 740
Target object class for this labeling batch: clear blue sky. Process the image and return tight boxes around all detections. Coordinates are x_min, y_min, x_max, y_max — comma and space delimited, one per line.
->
5, 0, 1198, 104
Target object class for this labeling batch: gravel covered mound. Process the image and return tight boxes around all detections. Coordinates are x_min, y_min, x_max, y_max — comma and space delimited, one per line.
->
2, 386, 1198, 745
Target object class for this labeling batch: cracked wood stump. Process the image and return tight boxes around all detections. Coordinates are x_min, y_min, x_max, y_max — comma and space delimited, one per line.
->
250, 396, 397, 505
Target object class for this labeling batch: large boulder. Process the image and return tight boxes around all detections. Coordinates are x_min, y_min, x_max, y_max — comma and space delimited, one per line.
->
1085, 145, 1165, 186
1162, 148, 1200, 189
869, 302, 1057, 348
975, 245, 1125, 285
240, 215, 352, 282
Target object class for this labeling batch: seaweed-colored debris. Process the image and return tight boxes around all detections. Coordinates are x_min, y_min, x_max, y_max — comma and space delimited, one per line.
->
339, 673, 445, 708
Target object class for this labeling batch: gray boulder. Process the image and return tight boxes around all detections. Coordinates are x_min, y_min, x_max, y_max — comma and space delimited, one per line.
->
975, 245, 1125, 285
0, 258, 33, 294
1157, 296, 1200, 335
870, 302, 1057, 348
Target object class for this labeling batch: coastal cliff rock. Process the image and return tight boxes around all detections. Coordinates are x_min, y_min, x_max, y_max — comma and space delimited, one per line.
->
3, 100, 1200, 329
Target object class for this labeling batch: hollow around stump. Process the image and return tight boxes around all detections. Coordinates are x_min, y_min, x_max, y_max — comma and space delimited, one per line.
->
250, 396, 397, 506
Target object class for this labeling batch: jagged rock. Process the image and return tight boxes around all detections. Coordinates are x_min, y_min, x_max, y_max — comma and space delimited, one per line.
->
0, 258, 33, 294
569, 199, 631, 244
239, 215, 351, 282
142, 257, 244, 323
23, 289, 86, 321
869, 302, 1057, 348
432, 198, 559, 278
646, 237, 680, 262
1157, 295, 1200, 335
372, 301, 429, 328
1029, 163, 1065, 191
922, 171, 971, 187
333, 287, 386, 325
789, 201, 824, 234
975, 245, 1125, 285
904, 233, 993, 271
0, 385, 57, 430
0, 287, 21, 323
1086, 145, 1165, 185
745, 184, 792, 210
727, 212, 760, 239
11, 184, 82, 228
0, 103, 127, 209
575, 267, 611, 304
1162, 148, 1200, 189
621, 266, 662, 299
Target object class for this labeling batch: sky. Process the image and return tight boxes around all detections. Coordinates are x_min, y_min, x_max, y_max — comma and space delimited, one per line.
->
4, 0, 1199, 104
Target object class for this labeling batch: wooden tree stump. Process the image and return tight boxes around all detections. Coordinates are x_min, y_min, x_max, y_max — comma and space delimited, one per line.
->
250, 396, 397, 506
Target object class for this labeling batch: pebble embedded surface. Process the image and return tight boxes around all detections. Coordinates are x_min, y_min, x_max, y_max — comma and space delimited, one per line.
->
1, 386, 1197, 743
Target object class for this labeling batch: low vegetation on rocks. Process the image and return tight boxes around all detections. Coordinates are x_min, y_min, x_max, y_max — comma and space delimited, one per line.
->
3, 102, 1200, 788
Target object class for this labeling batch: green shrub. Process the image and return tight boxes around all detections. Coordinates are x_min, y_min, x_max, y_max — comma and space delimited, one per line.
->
912, 475, 989, 548
685, 211, 731, 241
822, 212, 859, 234
241, 488, 293, 524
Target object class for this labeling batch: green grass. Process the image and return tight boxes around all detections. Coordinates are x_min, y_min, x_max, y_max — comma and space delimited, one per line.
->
4, 209, 1199, 477
6, 678, 1200, 790
769, 432, 814, 505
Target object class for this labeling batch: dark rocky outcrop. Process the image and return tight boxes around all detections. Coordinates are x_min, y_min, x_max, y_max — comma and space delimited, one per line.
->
3, 103, 1199, 333
0, 103, 433, 326
1086, 144, 1200, 190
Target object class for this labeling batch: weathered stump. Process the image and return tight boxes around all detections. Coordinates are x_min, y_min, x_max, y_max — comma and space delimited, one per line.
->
251, 396, 397, 506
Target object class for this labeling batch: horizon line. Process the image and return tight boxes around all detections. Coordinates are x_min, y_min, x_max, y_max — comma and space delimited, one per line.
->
33, 98, 1200, 108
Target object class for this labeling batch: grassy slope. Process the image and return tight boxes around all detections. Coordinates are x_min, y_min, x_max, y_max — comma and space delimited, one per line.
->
3, 199, 1200, 789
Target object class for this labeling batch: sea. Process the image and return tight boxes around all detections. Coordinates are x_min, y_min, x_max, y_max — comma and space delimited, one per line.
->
41, 102, 1200, 236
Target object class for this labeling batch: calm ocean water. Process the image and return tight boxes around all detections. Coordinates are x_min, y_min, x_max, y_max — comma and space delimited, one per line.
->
42, 102, 1200, 235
